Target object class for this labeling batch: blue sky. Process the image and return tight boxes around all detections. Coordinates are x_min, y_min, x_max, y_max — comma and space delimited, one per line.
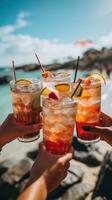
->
0, 0, 112, 66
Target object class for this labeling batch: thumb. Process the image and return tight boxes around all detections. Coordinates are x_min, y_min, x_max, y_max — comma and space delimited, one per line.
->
83, 125, 112, 137
58, 152, 73, 166
39, 143, 46, 152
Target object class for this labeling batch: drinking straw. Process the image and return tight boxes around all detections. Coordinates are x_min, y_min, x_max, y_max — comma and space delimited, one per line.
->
12, 60, 16, 81
71, 79, 82, 98
35, 53, 45, 72
74, 56, 80, 82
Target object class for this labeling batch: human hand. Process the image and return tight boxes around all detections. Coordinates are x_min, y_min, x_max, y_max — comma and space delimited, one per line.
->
28, 143, 73, 193
83, 112, 112, 145
0, 113, 42, 148
43, 151, 72, 193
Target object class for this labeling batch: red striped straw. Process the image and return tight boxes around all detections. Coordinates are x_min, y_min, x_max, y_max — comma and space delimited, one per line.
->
12, 60, 16, 81
35, 53, 45, 72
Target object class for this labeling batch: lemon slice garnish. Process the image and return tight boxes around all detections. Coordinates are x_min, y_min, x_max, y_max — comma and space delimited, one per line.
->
15, 79, 32, 85
41, 87, 52, 97
41, 87, 59, 100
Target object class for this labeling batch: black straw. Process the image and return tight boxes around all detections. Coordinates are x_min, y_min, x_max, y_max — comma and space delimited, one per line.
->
74, 56, 80, 82
71, 79, 82, 98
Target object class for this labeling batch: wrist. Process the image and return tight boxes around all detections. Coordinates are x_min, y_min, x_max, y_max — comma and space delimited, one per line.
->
26, 176, 47, 200
38, 176, 48, 197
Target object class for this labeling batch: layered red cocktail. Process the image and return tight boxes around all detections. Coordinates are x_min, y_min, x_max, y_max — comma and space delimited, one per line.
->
76, 75, 102, 143
10, 79, 41, 142
43, 97, 76, 155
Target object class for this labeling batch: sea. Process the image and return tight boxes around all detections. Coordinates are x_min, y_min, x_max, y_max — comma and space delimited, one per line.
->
0, 67, 90, 123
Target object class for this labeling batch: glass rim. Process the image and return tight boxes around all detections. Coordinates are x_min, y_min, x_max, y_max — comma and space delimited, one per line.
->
10, 78, 41, 86
81, 80, 101, 87
42, 71, 71, 81
43, 98, 77, 110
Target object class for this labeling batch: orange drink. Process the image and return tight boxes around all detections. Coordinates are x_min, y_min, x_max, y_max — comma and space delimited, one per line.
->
76, 78, 101, 143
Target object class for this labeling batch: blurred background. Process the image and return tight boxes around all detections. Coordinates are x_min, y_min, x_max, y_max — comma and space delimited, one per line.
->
0, 0, 112, 199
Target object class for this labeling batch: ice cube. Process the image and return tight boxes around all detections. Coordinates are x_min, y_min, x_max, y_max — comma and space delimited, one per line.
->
50, 123, 66, 133
20, 93, 34, 106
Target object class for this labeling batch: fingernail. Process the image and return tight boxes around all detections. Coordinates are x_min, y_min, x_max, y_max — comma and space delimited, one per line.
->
82, 126, 91, 131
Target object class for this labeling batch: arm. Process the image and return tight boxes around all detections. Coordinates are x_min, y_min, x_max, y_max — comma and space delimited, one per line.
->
0, 113, 42, 148
17, 177, 47, 200
17, 144, 72, 200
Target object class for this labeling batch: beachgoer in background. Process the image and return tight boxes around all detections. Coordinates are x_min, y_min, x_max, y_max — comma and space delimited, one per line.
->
0, 113, 42, 149
99, 65, 103, 75
18, 144, 72, 200
83, 112, 112, 146
106, 67, 111, 79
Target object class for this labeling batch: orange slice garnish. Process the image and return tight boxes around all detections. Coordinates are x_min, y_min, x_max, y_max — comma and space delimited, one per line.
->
55, 83, 70, 92
88, 73, 106, 84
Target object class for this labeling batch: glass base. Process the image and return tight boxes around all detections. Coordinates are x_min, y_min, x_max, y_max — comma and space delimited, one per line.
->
77, 137, 100, 144
18, 134, 40, 143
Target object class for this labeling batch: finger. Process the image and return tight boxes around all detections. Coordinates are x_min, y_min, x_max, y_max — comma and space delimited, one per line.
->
7, 113, 14, 121
20, 123, 43, 133
65, 162, 70, 169
82, 125, 112, 135
39, 143, 46, 152
58, 153, 73, 166
40, 112, 43, 122
62, 169, 68, 178
100, 112, 112, 126
68, 147, 74, 157
8, 113, 14, 117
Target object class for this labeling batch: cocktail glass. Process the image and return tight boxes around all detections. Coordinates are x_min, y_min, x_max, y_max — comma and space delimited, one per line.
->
43, 97, 76, 155
42, 71, 71, 88
10, 79, 41, 142
76, 80, 101, 143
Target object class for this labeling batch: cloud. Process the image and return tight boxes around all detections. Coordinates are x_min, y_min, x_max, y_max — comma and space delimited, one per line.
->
17, 11, 30, 18
0, 11, 29, 37
99, 32, 112, 47
0, 11, 85, 66
16, 11, 30, 28
97, 0, 112, 16
0, 11, 112, 67
0, 33, 84, 66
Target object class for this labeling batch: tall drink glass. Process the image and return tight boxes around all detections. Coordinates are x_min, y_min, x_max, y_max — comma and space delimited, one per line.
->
10, 79, 41, 142
76, 80, 101, 143
43, 97, 76, 155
